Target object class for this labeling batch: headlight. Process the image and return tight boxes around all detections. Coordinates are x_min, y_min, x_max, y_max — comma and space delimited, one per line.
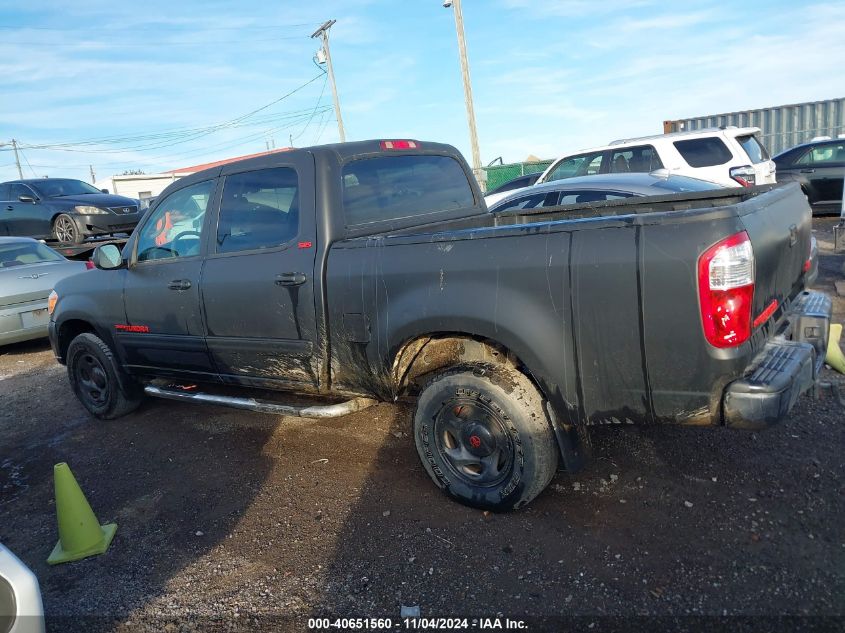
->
48, 290, 58, 315
73, 205, 109, 214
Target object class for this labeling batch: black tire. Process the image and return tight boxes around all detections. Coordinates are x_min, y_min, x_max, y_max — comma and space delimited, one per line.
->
52, 213, 81, 244
413, 364, 558, 511
66, 332, 142, 419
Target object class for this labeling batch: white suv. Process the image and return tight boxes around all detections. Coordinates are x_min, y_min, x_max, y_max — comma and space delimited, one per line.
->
492, 127, 776, 204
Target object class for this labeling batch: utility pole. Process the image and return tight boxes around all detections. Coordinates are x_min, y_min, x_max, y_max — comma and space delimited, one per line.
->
89, 164, 96, 184
444, 0, 484, 190
312, 20, 346, 143
11, 139, 23, 179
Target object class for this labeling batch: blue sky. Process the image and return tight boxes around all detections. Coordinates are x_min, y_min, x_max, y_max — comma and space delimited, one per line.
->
1, 0, 842, 183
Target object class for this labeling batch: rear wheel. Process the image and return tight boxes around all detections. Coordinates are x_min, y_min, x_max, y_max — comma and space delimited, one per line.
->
67, 332, 142, 419
413, 364, 558, 511
52, 214, 81, 244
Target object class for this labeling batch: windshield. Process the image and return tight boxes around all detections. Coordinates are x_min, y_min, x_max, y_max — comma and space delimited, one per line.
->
32, 179, 102, 198
0, 241, 65, 268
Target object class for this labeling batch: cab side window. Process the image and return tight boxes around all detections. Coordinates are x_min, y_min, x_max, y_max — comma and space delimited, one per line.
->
216, 168, 299, 254
135, 180, 214, 263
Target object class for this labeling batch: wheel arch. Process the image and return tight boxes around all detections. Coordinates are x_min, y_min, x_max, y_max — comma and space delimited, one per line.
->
390, 331, 588, 472
55, 318, 97, 363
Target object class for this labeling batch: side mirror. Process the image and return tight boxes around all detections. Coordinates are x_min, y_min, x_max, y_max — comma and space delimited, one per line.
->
18, 195, 36, 203
100, 188, 109, 194
92, 244, 125, 270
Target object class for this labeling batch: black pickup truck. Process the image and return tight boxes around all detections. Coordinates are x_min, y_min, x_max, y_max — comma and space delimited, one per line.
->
47, 139, 831, 510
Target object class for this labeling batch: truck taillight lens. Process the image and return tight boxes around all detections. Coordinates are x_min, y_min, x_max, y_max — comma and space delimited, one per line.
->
729, 165, 756, 187
380, 140, 418, 150
698, 231, 755, 348
48, 290, 58, 315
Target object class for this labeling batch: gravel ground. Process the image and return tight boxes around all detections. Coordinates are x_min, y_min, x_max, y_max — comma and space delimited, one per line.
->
1, 218, 843, 633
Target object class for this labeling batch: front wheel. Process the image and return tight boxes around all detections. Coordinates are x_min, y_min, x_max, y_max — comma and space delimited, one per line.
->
52, 214, 81, 244
413, 364, 558, 511
67, 332, 142, 419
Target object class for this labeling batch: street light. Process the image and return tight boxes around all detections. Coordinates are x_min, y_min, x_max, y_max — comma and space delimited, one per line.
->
443, 0, 485, 191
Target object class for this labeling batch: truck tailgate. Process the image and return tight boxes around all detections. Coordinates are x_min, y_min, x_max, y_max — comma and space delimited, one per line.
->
739, 183, 812, 327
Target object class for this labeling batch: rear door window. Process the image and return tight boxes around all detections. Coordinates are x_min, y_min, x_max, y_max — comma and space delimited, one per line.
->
342, 155, 474, 227
610, 145, 664, 173
494, 190, 561, 212
216, 167, 299, 254
808, 143, 845, 165
558, 191, 634, 204
736, 135, 770, 164
673, 137, 733, 167
0, 184, 10, 201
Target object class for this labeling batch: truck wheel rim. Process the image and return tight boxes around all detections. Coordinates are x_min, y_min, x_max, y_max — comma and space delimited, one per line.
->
433, 397, 514, 487
75, 353, 109, 407
55, 217, 75, 242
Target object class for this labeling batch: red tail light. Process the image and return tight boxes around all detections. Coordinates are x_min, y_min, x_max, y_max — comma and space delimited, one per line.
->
698, 231, 755, 348
729, 165, 756, 187
380, 140, 418, 150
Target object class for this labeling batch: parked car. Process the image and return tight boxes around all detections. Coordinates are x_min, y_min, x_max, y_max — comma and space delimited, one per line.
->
773, 138, 845, 214
0, 543, 45, 633
48, 140, 826, 511
0, 178, 142, 244
0, 237, 87, 346
487, 172, 721, 213
535, 127, 776, 191
484, 171, 543, 207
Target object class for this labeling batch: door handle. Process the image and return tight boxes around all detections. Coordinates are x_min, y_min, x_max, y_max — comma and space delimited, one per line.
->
167, 279, 192, 290
800, 169, 815, 173
5, 205, 12, 211
275, 272, 307, 286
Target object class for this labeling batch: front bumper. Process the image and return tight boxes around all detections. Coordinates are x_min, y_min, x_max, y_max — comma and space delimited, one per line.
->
723, 291, 832, 430
48, 319, 62, 362
73, 211, 140, 237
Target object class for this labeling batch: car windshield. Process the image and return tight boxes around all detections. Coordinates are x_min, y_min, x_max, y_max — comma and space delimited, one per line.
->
0, 241, 65, 268
32, 179, 102, 198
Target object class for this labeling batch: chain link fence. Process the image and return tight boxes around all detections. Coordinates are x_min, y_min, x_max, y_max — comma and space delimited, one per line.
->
482, 160, 553, 192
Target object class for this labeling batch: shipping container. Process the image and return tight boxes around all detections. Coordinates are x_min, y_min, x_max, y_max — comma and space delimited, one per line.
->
663, 98, 845, 156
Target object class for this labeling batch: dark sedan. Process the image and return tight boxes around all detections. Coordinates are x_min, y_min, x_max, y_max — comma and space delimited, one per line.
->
486, 171, 722, 213
0, 178, 142, 244
774, 139, 845, 214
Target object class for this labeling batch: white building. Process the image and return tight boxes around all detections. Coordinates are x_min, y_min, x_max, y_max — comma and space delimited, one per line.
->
96, 148, 292, 202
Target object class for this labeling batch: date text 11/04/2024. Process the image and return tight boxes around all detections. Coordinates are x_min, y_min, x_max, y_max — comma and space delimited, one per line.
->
307, 617, 528, 629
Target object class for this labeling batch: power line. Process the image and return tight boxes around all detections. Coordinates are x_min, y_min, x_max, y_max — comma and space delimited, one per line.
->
4, 34, 314, 48
0, 22, 320, 31
291, 74, 329, 143
7, 74, 327, 155
18, 148, 37, 177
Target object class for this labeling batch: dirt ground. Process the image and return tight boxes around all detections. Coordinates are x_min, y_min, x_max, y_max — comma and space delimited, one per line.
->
1, 218, 844, 632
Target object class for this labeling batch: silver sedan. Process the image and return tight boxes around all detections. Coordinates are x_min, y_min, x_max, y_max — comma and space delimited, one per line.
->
0, 237, 87, 346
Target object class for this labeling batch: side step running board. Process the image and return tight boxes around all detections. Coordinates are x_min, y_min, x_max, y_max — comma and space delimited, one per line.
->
144, 385, 378, 418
